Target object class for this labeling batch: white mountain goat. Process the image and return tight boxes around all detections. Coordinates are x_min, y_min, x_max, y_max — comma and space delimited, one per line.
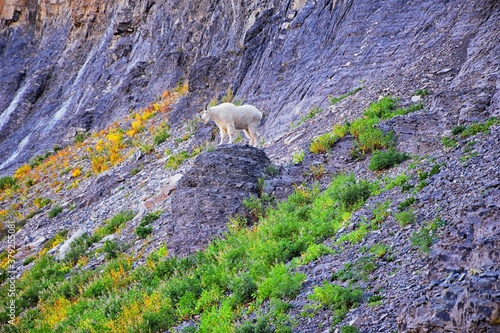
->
201, 102, 263, 146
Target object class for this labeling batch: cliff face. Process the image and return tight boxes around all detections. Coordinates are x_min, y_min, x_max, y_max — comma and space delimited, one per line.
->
0, 0, 499, 332
1, 0, 498, 173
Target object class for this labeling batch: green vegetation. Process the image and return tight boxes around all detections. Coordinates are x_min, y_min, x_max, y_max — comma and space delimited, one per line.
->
0, 176, 17, 191
310, 132, 338, 154
337, 223, 370, 245
136, 211, 162, 239
48, 205, 63, 218
102, 240, 120, 260
398, 196, 416, 211
415, 89, 428, 97
369, 148, 410, 171
411, 217, 447, 255
441, 136, 457, 149
95, 210, 136, 239
306, 281, 363, 325
394, 209, 416, 226
42, 229, 68, 251
331, 255, 379, 283
308, 96, 421, 161
329, 87, 363, 105
292, 151, 305, 164
294, 106, 323, 127
165, 150, 190, 170
452, 117, 499, 137
369, 243, 391, 259
74, 132, 87, 144
371, 200, 391, 226
153, 125, 171, 145
442, 117, 499, 149
1, 173, 381, 332
340, 325, 360, 333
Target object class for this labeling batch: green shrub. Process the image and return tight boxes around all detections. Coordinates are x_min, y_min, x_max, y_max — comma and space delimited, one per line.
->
42, 229, 68, 250
229, 273, 257, 306
64, 233, 95, 265
165, 150, 190, 170
141, 211, 162, 225
451, 125, 466, 135
394, 209, 416, 226
362, 96, 397, 119
416, 89, 428, 97
154, 127, 171, 145
369, 148, 410, 171
333, 123, 350, 138
236, 318, 273, 333
371, 200, 391, 226
369, 243, 390, 259
292, 151, 304, 163
48, 205, 63, 218
331, 256, 378, 283
310, 132, 338, 154
96, 210, 136, 238
367, 294, 384, 306
340, 326, 360, 333
337, 223, 369, 245
102, 240, 119, 260
136, 225, 153, 239
307, 281, 363, 324
411, 218, 446, 255
350, 117, 393, 153
257, 264, 305, 302
74, 132, 87, 144
332, 177, 373, 211
398, 196, 416, 210
29, 151, 53, 168
33, 197, 52, 208
198, 300, 235, 333
23, 256, 36, 266
0, 176, 17, 190
451, 118, 499, 138
243, 193, 276, 220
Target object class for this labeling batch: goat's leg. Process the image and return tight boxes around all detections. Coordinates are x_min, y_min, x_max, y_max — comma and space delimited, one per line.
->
247, 124, 259, 147
243, 129, 253, 145
218, 127, 227, 145
227, 125, 236, 144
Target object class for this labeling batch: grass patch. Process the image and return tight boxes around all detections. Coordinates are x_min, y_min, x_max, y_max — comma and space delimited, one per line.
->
329, 87, 363, 105
310, 132, 339, 154
394, 209, 416, 226
369, 148, 410, 171
292, 151, 305, 164
306, 281, 363, 325
48, 205, 63, 218
136, 211, 161, 239
411, 217, 446, 255
0, 176, 17, 191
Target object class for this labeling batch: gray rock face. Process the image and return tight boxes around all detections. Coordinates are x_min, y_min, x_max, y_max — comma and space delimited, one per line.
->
1, 0, 499, 175
166, 145, 269, 256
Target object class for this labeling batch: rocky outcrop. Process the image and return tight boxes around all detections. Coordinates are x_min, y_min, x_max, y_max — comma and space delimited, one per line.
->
166, 145, 270, 256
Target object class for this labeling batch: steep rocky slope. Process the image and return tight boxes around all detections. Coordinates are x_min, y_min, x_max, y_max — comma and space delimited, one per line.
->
1, 0, 498, 173
0, 0, 499, 332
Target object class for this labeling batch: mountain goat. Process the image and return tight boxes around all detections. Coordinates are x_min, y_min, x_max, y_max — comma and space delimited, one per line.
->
201, 102, 263, 147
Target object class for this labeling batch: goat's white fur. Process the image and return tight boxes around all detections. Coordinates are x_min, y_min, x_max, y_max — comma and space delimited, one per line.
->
201, 102, 263, 146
